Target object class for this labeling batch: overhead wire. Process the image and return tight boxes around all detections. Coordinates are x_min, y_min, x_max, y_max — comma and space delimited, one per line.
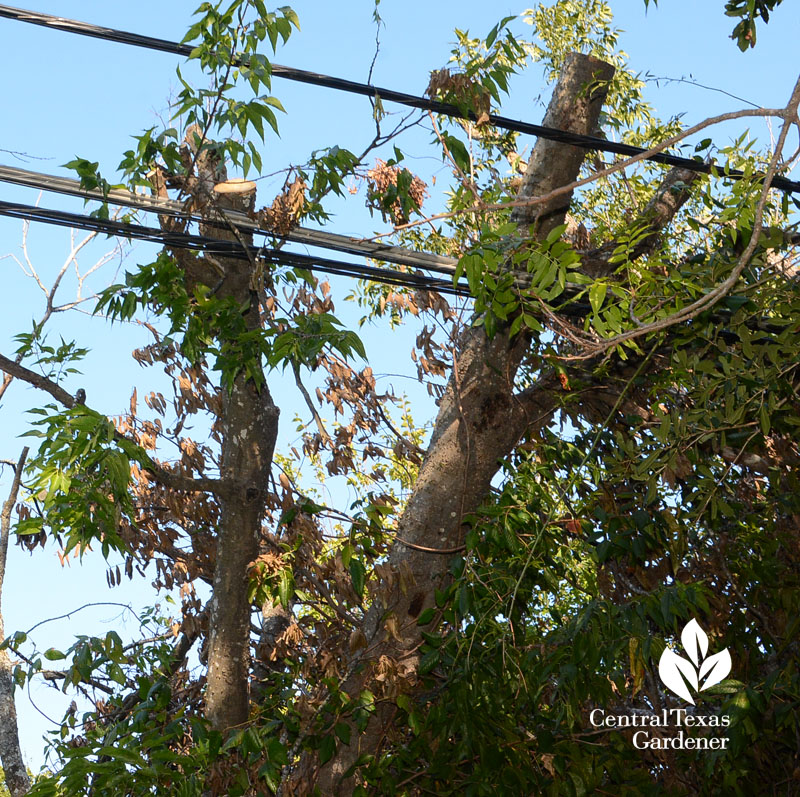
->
0, 198, 469, 298
0, 6, 797, 340
0, 163, 461, 275
1, 4, 800, 195
2, 197, 797, 350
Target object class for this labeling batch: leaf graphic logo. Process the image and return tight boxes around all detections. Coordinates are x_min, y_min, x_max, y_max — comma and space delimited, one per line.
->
658, 619, 732, 705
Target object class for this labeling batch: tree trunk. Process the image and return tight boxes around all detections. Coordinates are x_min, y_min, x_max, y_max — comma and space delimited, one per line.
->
202, 180, 280, 732
291, 52, 616, 794
0, 449, 30, 797
0, 630, 28, 797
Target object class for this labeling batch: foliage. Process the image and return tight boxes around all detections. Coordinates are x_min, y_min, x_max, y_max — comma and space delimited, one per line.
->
1, 1, 798, 795
644, 0, 786, 49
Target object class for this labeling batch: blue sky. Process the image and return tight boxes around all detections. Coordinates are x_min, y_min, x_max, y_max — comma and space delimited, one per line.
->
0, 0, 797, 772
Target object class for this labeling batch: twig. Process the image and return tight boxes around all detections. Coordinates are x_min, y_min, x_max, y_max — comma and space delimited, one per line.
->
428, 111, 483, 206
389, 533, 465, 555
293, 362, 331, 444
0, 447, 28, 610
376, 404, 425, 457
40, 669, 115, 695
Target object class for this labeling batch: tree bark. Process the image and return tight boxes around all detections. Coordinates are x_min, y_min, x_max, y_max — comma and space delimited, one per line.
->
202, 180, 280, 732
0, 449, 30, 797
290, 53, 616, 794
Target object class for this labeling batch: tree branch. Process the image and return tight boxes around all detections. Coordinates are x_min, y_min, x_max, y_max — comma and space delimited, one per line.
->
293, 363, 331, 444
562, 73, 800, 359
287, 52, 618, 794
0, 350, 227, 497
367, 105, 787, 239
579, 165, 700, 278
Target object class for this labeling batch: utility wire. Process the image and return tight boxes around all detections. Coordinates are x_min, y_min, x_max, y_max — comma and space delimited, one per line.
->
0, 198, 468, 297
3, 162, 799, 251
0, 163, 460, 275
2, 4, 800, 195
1, 197, 795, 347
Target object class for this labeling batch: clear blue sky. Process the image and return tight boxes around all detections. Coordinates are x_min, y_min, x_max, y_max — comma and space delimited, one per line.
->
0, 0, 797, 772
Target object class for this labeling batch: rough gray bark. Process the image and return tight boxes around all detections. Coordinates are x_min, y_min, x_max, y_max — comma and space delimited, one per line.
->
290, 53, 617, 794
199, 179, 281, 732
0, 448, 30, 797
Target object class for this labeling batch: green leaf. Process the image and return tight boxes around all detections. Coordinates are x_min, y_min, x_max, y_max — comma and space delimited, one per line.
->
267, 737, 288, 766
418, 648, 440, 675
278, 568, 295, 608
759, 403, 770, 435
318, 733, 336, 765
442, 133, 471, 173
349, 559, 366, 599
589, 282, 605, 315
334, 722, 351, 744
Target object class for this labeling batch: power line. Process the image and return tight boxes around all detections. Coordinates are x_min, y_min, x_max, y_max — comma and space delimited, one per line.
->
2, 4, 800, 195
0, 163, 460, 276
1, 196, 795, 347
0, 197, 468, 297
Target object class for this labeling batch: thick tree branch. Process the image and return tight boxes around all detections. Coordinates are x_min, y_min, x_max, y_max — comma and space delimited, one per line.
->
202, 179, 281, 732
0, 351, 75, 407
288, 52, 617, 794
563, 73, 800, 358
579, 166, 700, 278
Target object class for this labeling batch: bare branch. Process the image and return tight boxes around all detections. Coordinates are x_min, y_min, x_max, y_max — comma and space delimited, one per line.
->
41, 669, 115, 695
0, 447, 28, 609
0, 350, 76, 407
293, 363, 331, 444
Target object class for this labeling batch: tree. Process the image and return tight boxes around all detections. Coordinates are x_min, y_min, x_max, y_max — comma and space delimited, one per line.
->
1, 1, 799, 795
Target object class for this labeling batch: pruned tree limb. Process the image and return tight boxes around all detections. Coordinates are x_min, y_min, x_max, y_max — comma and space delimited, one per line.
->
201, 178, 281, 732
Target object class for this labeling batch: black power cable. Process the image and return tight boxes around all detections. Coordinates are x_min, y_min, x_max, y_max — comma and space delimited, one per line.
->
0, 198, 469, 297
3, 195, 798, 366
1, 197, 795, 348
2, 4, 800, 195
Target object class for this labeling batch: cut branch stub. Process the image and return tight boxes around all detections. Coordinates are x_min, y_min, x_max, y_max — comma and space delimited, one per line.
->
213, 178, 257, 212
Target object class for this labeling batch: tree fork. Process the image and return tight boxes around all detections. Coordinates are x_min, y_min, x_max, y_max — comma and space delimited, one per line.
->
289, 52, 616, 794
202, 178, 280, 732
